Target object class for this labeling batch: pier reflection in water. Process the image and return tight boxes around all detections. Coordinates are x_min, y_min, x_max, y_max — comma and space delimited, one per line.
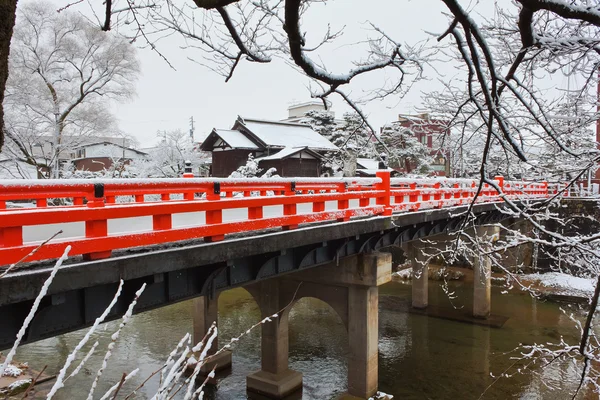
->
16, 280, 586, 399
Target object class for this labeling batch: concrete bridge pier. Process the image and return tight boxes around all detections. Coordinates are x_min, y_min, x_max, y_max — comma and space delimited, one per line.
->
473, 226, 499, 319
408, 241, 429, 309
192, 294, 232, 373
246, 280, 303, 399
245, 252, 392, 399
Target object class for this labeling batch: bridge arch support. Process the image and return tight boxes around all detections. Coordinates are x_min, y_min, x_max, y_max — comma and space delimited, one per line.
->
242, 252, 391, 399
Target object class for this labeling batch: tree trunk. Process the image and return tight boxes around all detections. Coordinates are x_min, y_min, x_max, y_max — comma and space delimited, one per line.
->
0, 0, 18, 152
343, 153, 357, 177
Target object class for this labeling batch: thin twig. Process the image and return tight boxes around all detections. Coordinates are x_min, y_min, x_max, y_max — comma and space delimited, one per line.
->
20, 365, 47, 399
571, 275, 600, 399
0, 230, 63, 279
122, 366, 167, 400
111, 373, 127, 400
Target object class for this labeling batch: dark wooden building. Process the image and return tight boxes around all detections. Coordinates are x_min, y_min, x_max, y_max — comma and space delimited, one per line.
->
200, 117, 338, 177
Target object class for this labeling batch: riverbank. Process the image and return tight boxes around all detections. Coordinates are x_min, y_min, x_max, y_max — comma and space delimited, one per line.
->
393, 265, 595, 303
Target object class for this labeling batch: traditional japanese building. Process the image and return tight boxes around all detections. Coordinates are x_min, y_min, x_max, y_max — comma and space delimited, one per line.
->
201, 116, 338, 177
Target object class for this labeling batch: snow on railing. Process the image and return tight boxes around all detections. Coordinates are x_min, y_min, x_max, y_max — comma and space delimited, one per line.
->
0, 172, 553, 265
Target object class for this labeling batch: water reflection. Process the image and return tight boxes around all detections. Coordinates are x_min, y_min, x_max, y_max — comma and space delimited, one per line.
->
14, 280, 588, 399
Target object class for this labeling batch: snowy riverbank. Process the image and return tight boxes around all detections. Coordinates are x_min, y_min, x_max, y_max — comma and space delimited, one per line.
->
517, 272, 596, 299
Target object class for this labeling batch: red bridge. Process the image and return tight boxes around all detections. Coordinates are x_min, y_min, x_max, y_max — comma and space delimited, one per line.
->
0, 171, 561, 399
0, 171, 552, 265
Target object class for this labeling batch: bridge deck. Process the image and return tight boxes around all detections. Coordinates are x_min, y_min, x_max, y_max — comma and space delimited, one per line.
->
0, 173, 554, 348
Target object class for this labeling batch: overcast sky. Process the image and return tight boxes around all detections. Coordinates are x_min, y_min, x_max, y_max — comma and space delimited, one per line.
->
85, 0, 460, 146
21, 0, 573, 148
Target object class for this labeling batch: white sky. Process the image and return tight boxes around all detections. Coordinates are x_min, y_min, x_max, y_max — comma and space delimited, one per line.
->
20, 0, 575, 148
93, 0, 458, 146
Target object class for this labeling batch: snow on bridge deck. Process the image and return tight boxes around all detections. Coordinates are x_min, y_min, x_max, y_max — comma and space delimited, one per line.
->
0, 172, 554, 266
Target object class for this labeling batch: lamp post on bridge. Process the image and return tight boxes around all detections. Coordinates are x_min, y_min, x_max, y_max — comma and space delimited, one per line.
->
183, 160, 194, 178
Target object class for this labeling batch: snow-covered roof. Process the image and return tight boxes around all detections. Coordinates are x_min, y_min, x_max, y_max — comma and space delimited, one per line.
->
356, 158, 380, 170
213, 129, 260, 149
356, 168, 396, 177
74, 141, 148, 155
255, 146, 322, 161
237, 117, 338, 152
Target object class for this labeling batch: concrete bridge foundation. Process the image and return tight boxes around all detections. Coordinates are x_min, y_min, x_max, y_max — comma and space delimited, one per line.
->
246, 280, 303, 399
192, 294, 232, 373
409, 240, 429, 309
244, 252, 392, 399
473, 226, 499, 319
408, 225, 500, 319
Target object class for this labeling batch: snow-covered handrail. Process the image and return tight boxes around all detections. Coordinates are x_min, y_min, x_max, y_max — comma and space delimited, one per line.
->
0, 172, 553, 265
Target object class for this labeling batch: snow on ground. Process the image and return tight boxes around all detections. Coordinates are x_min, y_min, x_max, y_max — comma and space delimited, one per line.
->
521, 272, 596, 297
2, 364, 22, 377
369, 392, 394, 400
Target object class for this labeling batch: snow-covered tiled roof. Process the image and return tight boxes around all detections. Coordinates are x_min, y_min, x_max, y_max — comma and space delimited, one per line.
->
238, 117, 338, 151
356, 168, 396, 177
74, 141, 148, 155
213, 129, 260, 149
356, 158, 380, 170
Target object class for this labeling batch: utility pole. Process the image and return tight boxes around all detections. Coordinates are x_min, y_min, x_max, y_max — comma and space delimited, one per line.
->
189, 116, 195, 143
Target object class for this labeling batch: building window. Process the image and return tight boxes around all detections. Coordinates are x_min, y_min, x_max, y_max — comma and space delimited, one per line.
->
420, 135, 427, 145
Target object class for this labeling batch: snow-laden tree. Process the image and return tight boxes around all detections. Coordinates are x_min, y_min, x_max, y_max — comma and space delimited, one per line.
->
536, 92, 598, 184
132, 129, 208, 178
301, 110, 376, 176
2, 1, 139, 177
377, 122, 433, 175
300, 110, 337, 139
229, 153, 261, 178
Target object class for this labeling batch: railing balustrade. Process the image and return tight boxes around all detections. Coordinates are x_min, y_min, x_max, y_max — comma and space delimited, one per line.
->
0, 172, 556, 265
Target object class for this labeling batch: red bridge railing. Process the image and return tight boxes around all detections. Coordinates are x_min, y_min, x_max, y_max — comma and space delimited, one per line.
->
0, 172, 554, 265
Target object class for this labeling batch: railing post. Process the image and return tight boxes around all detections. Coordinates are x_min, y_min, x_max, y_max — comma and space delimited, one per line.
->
153, 194, 173, 231
0, 197, 23, 248
337, 182, 350, 222
205, 182, 224, 242
408, 182, 419, 210
375, 170, 392, 216
453, 183, 460, 203
433, 182, 442, 208
494, 175, 504, 200
283, 181, 298, 230
313, 190, 326, 213
422, 184, 431, 203
83, 183, 111, 261
463, 182, 471, 200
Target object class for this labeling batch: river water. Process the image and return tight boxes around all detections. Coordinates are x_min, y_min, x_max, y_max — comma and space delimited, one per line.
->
14, 279, 587, 399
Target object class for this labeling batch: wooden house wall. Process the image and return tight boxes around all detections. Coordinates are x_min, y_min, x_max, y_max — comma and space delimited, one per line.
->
211, 149, 255, 177
258, 158, 321, 177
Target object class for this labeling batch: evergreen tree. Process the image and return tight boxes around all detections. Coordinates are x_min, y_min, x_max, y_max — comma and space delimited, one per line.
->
301, 110, 375, 175
378, 123, 432, 175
